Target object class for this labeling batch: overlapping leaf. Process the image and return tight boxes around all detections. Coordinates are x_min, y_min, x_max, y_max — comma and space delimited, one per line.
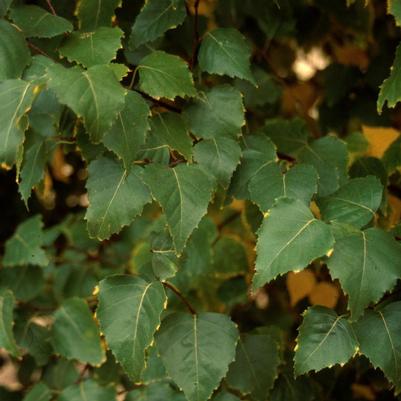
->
327, 228, 401, 319
0, 290, 19, 357
156, 312, 239, 401
253, 198, 334, 290
85, 156, 151, 240
76, 0, 121, 31
294, 306, 357, 375
97, 275, 166, 380
59, 380, 116, 401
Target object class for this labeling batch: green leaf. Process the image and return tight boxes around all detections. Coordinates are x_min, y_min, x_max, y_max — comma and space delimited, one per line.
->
59, 380, 116, 401
0, 265, 44, 302
3, 215, 49, 267
298, 136, 348, 197
327, 228, 401, 320
85, 156, 151, 240
184, 85, 245, 139
129, 0, 186, 49
103, 91, 150, 169
294, 306, 357, 375
76, 0, 121, 31
126, 383, 186, 401
10, 5, 73, 38
143, 163, 215, 253
198, 28, 255, 84
156, 312, 239, 401
97, 275, 166, 380
0, 0, 12, 17
229, 135, 277, 200
389, 0, 401, 26
212, 391, 241, 401
23, 382, 51, 401
261, 118, 309, 155
213, 236, 248, 278
48, 63, 126, 142
318, 176, 383, 229
226, 333, 281, 400
150, 112, 193, 160
59, 27, 124, 68
0, 290, 19, 357
378, 42, 401, 111
19, 131, 51, 206
354, 301, 401, 392
0, 79, 36, 166
249, 163, 318, 212
52, 298, 104, 365
253, 198, 334, 290
0, 20, 31, 81
270, 371, 314, 401
194, 135, 241, 189
138, 51, 196, 100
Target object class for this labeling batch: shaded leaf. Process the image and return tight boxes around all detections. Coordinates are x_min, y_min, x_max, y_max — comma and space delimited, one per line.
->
143, 163, 215, 253
130, 0, 186, 49
3, 215, 49, 267
138, 51, 196, 100
52, 298, 104, 365
253, 198, 334, 290
198, 28, 255, 84
59, 27, 123, 68
76, 0, 121, 31
294, 306, 357, 375
327, 228, 401, 320
156, 312, 239, 401
23, 382, 51, 401
48, 63, 126, 142
10, 5, 73, 38
0, 290, 19, 357
126, 382, 186, 401
184, 85, 244, 139
103, 91, 150, 169
58, 379, 116, 401
85, 156, 151, 240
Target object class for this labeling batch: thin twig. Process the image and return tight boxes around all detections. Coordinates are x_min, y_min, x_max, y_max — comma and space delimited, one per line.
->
45, 0, 57, 16
75, 364, 89, 384
27, 41, 53, 59
190, 0, 201, 68
163, 282, 196, 315
134, 89, 181, 113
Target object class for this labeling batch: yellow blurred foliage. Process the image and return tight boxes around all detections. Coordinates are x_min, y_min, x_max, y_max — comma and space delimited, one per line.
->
286, 270, 316, 306
308, 282, 340, 309
362, 125, 400, 158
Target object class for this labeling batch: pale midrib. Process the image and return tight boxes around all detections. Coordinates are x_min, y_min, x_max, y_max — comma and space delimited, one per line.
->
97, 169, 127, 235
193, 315, 200, 401
302, 315, 342, 365
354, 232, 367, 313
82, 72, 100, 134
94, 0, 102, 28
378, 310, 399, 380
240, 340, 263, 394
79, 382, 89, 401
268, 218, 315, 269
172, 168, 183, 243
4, 84, 31, 150
329, 197, 375, 214
131, 283, 152, 363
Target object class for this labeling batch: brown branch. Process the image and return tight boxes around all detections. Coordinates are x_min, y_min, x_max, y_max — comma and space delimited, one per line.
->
27, 41, 53, 59
134, 89, 181, 113
45, 0, 57, 16
163, 282, 196, 315
190, 0, 201, 68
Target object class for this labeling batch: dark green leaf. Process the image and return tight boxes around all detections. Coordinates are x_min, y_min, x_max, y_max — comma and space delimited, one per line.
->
22, 382, 51, 401
0, 289, 19, 357
76, 0, 121, 31
58, 380, 116, 401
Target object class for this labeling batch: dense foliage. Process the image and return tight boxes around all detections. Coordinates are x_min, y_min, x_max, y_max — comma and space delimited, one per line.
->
2, 0, 401, 400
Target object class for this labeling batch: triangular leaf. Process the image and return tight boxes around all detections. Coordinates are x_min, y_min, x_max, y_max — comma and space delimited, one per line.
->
97, 275, 166, 380
253, 198, 334, 290
138, 51, 196, 100
85, 156, 151, 240
156, 312, 239, 401
0, 289, 19, 357
0, 79, 36, 166
327, 228, 401, 320
249, 163, 318, 212
103, 91, 150, 169
3, 215, 49, 267
194, 135, 241, 189
226, 332, 281, 401
198, 28, 255, 84
184, 85, 245, 139
48, 63, 126, 142
59, 27, 124, 68
129, 0, 186, 49
52, 298, 104, 365
150, 112, 193, 160
76, 0, 121, 31
143, 163, 215, 253
10, 5, 73, 38
354, 301, 401, 392
318, 176, 383, 229
294, 306, 357, 375
0, 20, 31, 81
